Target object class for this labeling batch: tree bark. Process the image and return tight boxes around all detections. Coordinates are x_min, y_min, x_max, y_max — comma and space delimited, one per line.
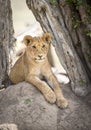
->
0, 0, 15, 87
26, 0, 91, 96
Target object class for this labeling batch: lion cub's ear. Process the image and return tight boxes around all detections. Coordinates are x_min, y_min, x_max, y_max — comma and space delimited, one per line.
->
22, 35, 33, 46
42, 33, 51, 44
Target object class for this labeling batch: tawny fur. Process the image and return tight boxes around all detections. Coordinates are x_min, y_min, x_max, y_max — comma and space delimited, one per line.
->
9, 33, 68, 108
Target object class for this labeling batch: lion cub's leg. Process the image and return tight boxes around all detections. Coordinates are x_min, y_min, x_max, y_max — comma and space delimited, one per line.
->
26, 75, 56, 104
47, 74, 68, 109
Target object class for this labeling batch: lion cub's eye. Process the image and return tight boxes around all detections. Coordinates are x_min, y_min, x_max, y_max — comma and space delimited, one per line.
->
42, 45, 45, 48
32, 45, 36, 49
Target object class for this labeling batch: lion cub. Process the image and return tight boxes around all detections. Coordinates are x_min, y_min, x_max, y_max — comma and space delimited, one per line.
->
9, 33, 68, 108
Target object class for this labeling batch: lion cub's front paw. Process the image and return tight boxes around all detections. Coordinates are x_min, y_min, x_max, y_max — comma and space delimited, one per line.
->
44, 90, 56, 104
57, 98, 68, 109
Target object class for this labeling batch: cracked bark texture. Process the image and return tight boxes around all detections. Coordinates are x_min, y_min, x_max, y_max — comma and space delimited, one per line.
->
26, 0, 91, 96
0, 0, 15, 87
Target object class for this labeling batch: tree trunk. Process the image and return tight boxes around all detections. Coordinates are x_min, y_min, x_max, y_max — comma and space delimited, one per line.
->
26, 0, 91, 96
0, 0, 15, 87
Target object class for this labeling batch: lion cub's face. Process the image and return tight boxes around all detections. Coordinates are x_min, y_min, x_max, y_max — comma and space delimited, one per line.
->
23, 33, 51, 62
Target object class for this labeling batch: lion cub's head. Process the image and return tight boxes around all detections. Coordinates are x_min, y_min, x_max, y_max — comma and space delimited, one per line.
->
22, 33, 51, 62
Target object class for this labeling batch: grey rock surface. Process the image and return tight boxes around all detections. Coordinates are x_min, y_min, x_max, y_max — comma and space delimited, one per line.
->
0, 82, 91, 130
0, 82, 57, 130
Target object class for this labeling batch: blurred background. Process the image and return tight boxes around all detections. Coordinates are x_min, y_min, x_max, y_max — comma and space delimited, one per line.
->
11, 0, 37, 36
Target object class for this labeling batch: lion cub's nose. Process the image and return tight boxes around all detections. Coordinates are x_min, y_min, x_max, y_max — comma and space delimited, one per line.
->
38, 55, 43, 58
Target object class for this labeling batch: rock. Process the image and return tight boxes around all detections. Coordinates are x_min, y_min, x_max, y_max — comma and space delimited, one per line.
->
0, 82, 58, 130
0, 82, 91, 130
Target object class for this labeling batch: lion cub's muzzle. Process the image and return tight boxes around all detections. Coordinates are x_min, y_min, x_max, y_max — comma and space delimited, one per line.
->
35, 54, 46, 61
38, 55, 43, 60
